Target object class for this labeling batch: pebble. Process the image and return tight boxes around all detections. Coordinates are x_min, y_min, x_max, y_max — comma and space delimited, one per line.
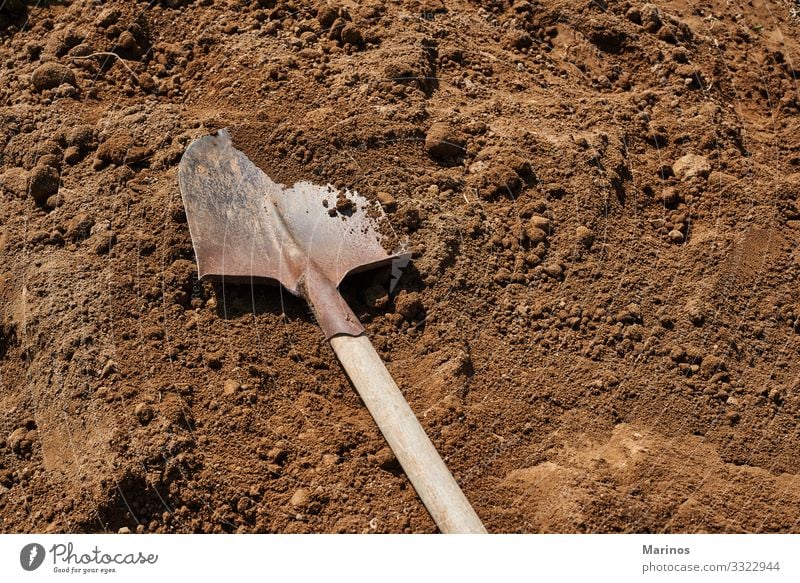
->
117, 527, 131, 534
525, 226, 548, 245
134, 403, 153, 425
672, 154, 711, 180
223, 379, 240, 397
542, 263, 563, 278
31, 62, 76, 92
575, 225, 595, 248
27, 165, 60, 203
376, 191, 396, 211
424, 122, 466, 162
668, 229, 684, 243
289, 488, 310, 508
528, 215, 551, 233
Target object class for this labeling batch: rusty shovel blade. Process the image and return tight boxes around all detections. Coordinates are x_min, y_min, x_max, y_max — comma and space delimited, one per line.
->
177, 129, 410, 338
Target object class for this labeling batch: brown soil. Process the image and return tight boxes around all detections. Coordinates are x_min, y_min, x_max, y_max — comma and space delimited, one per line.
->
1, 0, 800, 534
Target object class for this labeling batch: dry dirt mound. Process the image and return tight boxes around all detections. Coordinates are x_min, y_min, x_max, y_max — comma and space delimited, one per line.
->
1, 0, 800, 533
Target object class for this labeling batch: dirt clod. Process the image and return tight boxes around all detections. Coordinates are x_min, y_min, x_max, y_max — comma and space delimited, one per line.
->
27, 165, 60, 203
31, 62, 76, 92
673, 154, 711, 180
134, 403, 153, 425
575, 226, 595, 248
425, 122, 466, 163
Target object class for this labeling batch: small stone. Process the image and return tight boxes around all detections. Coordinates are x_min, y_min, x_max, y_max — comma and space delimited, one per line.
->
289, 488, 310, 508
31, 62, 76, 92
376, 191, 396, 211
673, 154, 711, 180
725, 410, 740, 425
529, 215, 551, 233
525, 226, 548, 245
668, 229, 684, 243
45, 194, 64, 209
27, 165, 60, 203
542, 263, 563, 278
575, 225, 595, 248
134, 403, 153, 425
425, 122, 467, 163
223, 379, 240, 397
117, 527, 131, 534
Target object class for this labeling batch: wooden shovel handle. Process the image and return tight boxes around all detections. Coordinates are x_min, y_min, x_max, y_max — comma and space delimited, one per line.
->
329, 334, 487, 534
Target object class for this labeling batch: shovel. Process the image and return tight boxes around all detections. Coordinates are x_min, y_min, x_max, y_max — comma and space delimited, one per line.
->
177, 129, 486, 534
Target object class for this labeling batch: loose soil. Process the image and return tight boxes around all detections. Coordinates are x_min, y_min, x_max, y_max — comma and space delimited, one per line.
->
1, 0, 800, 533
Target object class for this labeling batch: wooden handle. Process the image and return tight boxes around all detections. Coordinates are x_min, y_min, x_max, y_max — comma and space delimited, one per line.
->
330, 334, 487, 534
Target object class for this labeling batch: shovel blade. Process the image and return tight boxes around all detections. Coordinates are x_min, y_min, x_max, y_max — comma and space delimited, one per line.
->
178, 129, 409, 337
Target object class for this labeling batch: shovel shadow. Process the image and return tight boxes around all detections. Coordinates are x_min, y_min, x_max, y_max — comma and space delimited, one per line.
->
208, 262, 423, 332
209, 279, 311, 324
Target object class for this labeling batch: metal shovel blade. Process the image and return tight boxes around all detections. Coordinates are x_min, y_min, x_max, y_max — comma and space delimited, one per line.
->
177, 129, 410, 338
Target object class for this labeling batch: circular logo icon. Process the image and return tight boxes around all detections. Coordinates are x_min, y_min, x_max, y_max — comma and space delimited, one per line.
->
20, 543, 46, 571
